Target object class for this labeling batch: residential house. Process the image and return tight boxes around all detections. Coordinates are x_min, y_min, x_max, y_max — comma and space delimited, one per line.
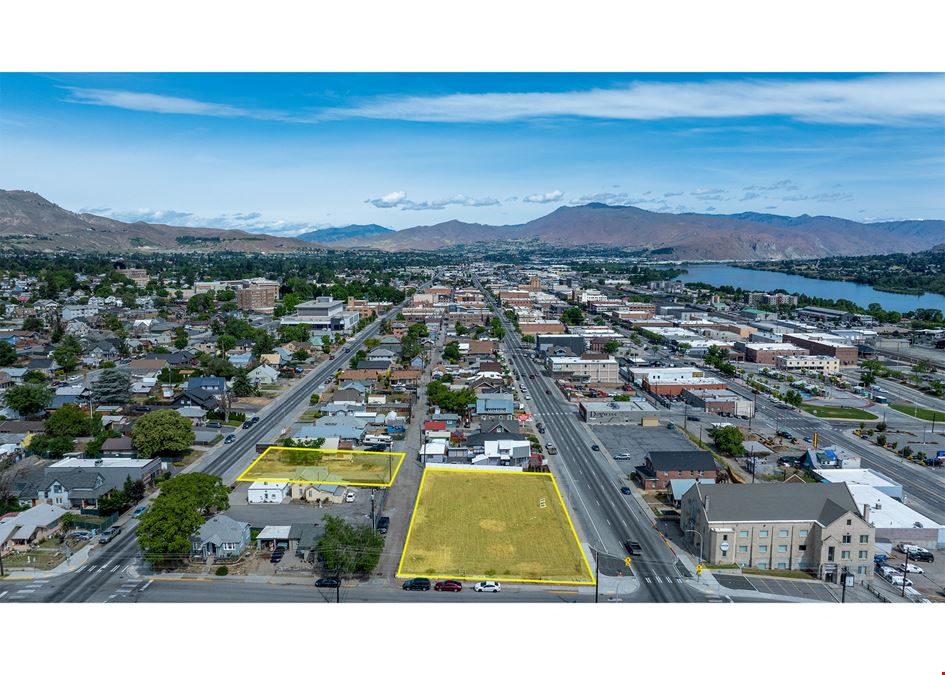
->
247, 482, 290, 504
248, 364, 279, 386
0, 504, 67, 552
191, 515, 251, 560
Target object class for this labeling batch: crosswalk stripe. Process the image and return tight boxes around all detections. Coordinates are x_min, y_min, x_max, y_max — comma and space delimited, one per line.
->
16, 589, 35, 594
0, 591, 8, 599
655, 576, 663, 584
645, 577, 651, 583
74, 565, 86, 573
111, 565, 120, 572
87, 566, 97, 573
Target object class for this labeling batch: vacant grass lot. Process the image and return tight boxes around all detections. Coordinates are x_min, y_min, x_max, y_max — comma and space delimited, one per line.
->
398, 469, 594, 585
800, 404, 877, 420
890, 403, 945, 422
238, 447, 404, 486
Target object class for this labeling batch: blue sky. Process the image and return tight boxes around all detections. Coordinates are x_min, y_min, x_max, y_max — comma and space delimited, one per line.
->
1, 72, 943, 236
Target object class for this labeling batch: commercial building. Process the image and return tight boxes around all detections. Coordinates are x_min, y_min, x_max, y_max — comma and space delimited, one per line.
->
579, 399, 660, 425
680, 482, 876, 580
638, 451, 718, 490
775, 355, 841, 375
280, 296, 360, 332
783, 333, 859, 365
746, 292, 798, 307
519, 321, 566, 335
546, 354, 619, 383
741, 342, 809, 364
797, 306, 854, 323
535, 333, 586, 356
644, 375, 728, 398
682, 388, 754, 417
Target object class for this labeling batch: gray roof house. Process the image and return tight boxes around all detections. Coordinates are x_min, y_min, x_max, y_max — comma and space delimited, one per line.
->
191, 514, 251, 560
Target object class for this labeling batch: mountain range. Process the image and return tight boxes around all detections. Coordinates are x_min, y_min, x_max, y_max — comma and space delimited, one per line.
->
0, 190, 322, 253
320, 203, 945, 259
296, 223, 391, 244
1, 189, 943, 260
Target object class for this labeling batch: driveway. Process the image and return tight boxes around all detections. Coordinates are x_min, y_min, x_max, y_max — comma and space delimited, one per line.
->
224, 482, 375, 528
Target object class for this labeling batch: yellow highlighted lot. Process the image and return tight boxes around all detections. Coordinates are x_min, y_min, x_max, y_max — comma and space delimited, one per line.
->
237, 446, 405, 487
397, 468, 594, 585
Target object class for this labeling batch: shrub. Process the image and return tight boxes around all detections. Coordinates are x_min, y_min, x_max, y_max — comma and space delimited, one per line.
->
215, 566, 229, 576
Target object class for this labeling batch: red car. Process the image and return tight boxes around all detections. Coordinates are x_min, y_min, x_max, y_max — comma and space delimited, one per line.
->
434, 580, 463, 592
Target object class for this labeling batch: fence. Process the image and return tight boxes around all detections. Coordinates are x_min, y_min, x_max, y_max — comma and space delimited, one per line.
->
72, 512, 119, 533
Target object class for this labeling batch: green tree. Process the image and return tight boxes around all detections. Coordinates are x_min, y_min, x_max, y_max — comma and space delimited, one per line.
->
186, 292, 215, 314
292, 348, 310, 361
321, 335, 332, 354
28, 434, 74, 459
0, 342, 17, 367
136, 491, 204, 567
278, 324, 312, 343
708, 425, 745, 456
22, 370, 47, 384
253, 331, 275, 358
443, 341, 461, 363
173, 327, 189, 350
131, 409, 196, 458
91, 368, 132, 404
45, 404, 99, 437
216, 334, 236, 355
21, 316, 45, 333
3, 383, 52, 417
157, 473, 230, 516
52, 334, 83, 372
561, 307, 584, 325
316, 515, 384, 575
521, 333, 535, 344
231, 370, 257, 398
603, 339, 620, 355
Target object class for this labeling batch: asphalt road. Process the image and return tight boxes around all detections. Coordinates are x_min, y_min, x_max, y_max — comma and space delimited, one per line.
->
484, 287, 697, 603
724, 378, 945, 522
38, 304, 405, 603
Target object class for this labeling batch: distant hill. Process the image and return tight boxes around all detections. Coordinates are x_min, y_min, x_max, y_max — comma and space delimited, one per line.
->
0, 190, 323, 253
335, 202, 945, 260
297, 223, 391, 244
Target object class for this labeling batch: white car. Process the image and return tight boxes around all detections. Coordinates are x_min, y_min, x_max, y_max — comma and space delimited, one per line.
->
888, 575, 913, 588
473, 581, 502, 593
344, 491, 356, 503
897, 562, 924, 575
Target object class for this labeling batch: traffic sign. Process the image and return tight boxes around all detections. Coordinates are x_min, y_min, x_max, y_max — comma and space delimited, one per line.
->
624, 556, 632, 567
696, 564, 703, 575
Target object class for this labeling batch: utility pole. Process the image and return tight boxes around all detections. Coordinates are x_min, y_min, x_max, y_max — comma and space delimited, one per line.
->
901, 558, 909, 598
370, 489, 376, 532
594, 550, 599, 604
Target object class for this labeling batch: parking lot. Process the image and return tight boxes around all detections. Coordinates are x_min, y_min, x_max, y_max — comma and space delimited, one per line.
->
591, 424, 700, 469
878, 548, 945, 601
224, 482, 379, 528
714, 574, 838, 602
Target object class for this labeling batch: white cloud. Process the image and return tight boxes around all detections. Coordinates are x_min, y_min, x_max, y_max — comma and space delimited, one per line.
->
323, 75, 945, 126
365, 191, 500, 211
63, 87, 288, 121
744, 179, 800, 192
782, 192, 853, 203
741, 192, 761, 201
80, 206, 316, 237
523, 190, 564, 204
691, 188, 729, 201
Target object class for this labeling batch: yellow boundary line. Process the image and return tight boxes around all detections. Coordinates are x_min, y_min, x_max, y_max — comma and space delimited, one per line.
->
236, 446, 406, 487
396, 467, 595, 586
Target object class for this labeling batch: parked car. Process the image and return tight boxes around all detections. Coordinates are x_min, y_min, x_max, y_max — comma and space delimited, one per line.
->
547, 447, 557, 455
250, 416, 260, 424
270, 550, 285, 563
315, 577, 340, 588
224, 434, 236, 444
435, 580, 463, 592
473, 581, 502, 593
624, 540, 643, 555
402, 577, 431, 591
620, 486, 633, 495
545, 389, 551, 394
132, 405, 152, 413
98, 526, 121, 544
329, 354, 336, 360
873, 553, 888, 564
376, 516, 390, 534
687, 415, 700, 422
242, 420, 253, 429
205, 421, 222, 429
344, 491, 356, 503
613, 453, 632, 460
132, 506, 148, 518
897, 562, 924, 575
590, 444, 600, 452
909, 550, 934, 562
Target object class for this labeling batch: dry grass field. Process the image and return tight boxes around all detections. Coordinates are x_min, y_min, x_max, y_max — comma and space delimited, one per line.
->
398, 469, 593, 584
237, 446, 405, 486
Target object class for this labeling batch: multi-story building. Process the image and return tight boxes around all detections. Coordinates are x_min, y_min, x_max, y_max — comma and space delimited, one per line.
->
117, 267, 150, 287
644, 375, 728, 397
546, 353, 619, 383
680, 482, 875, 581
783, 333, 859, 365
747, 292, 798, 307
681, 388, 755, 417
775, 354, 841, 375
237, 280, 280, 313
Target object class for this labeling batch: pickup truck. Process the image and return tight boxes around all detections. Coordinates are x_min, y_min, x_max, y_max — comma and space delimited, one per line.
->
99, 526, 122, 544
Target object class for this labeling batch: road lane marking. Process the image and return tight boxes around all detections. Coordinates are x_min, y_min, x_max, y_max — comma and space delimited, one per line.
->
111, 565, 120, 572
16, 589, 35, 594
86, 566, 97, 573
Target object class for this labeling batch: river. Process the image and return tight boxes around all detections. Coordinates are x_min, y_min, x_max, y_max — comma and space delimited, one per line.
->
666, 264, 945, 314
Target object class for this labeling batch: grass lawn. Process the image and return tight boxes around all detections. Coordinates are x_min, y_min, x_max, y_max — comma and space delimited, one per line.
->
890, 403, 945, 422
800, 404, 877, 420
742, 567, 816, 580
238, 446, 405, 487
2, 545, 70, 570
398, 469, 594, 585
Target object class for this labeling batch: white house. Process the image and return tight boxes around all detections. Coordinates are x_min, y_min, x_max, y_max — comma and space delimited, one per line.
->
247, 481, 290, 504
248, 364, 279, 386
